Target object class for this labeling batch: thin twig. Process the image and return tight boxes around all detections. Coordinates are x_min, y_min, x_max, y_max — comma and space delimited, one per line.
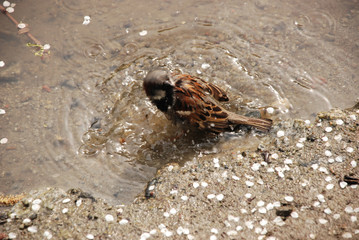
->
1, 5, 49, 55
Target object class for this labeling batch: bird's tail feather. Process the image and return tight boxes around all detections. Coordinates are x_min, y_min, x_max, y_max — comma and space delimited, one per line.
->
229, 113, 272, 131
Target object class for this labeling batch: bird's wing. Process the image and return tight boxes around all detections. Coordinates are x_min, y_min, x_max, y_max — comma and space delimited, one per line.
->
172, 78, 231, 133
172, 74, 229, 102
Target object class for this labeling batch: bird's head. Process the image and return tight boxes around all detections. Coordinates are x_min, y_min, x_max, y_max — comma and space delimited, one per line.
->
143, 70, 174, 112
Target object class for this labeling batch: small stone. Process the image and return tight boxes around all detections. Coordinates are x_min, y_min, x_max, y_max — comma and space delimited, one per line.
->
201, 63, 210, 69
6, 7, 14, 13
325, 127, 333, 132
322, 136, 328, 142
163, 230, 173, 237
201, 182, 208, 187
232, 175, 240, 180
267, 107, 274, 114
139, 30, 148, 36
236, 225, 243, 231
169, 189, 177, 195
119, 219, 128, 225
169, 208, 177, 215
271, 153, 279, 159
8, 232, 16, 239
245, 181, 254, 187
181, 196, 188, 201
163, 212, 170, 217
346, 147, 354, 153
284, 196, 294, 202
105, 214, 114, 222
296, 143, 304, 148
284, 159, 293, 164
349, 115, 356, 120
340, 181, 348, 188
227, 230, 237, 236
311, 164, 319, 170
351, 216, 357, 222
334, 134, 342, 141
251, 163, 261, 171
245, 221, 254, 229
258, 207, 267, 214
62, 198, 71, 204
28, 226, 38, 233
257, 200, 265, 207
319, 167, 328, 174
43, 230, 53, 239
276, 130, 285, 137
336, 119, 344, 125
324, 208, 332, 214
165, 165, 173, 172
273, 216, 285, 226
86, 234, 94, 239
291, 212, 299, 218
0, 138, 8, 144
32, 199, 41, 205
0, 109, 5, 114
211, 228, 218, 234
193, 182, 199, 188
304, 120, 311, 125
260, 219, 268, 226
324, 150, 332, 157
83, 16, 91, 25
317, 194, 325, 202
216, 194, 224, 201
62, 208, 68, 214
325, 176, 332, 182
76, 199, 82, 207
328, 158, 335, 163
326, 184, 334, 190
228, 215, 240, 222
141, 232, 151, 240
318, 218, 328, 224
313, 201, 321, 207
240, 208, 248, 214
266, 203, 274, 210
32, 204, 41, 212
207, 194, 215, 199
3, 1, 10, 7
351, 161, 357, 168
43, 44, 51, 50
342, 232, 352, 239
245, 193, 252, 198
23, 218, 31, 224
345, 206, 354, 213
335, 156, 343, 162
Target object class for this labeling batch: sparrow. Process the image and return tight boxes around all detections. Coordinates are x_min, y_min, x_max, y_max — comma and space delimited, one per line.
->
143, 70, 272, 133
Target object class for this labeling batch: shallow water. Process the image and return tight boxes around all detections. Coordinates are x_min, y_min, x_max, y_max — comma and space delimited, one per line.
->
0, 0, 358, 204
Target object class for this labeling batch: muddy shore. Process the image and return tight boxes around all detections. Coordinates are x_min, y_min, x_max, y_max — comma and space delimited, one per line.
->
1, 107, 358, 240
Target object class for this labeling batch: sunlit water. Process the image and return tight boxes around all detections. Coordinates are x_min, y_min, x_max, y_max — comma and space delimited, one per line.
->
0, 0, 358, 204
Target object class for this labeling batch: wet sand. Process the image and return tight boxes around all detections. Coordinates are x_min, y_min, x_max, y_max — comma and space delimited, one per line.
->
1, 107, 358, 239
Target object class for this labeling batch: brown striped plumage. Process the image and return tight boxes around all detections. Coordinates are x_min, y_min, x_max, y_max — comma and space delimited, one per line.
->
143, 70, 272, 133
